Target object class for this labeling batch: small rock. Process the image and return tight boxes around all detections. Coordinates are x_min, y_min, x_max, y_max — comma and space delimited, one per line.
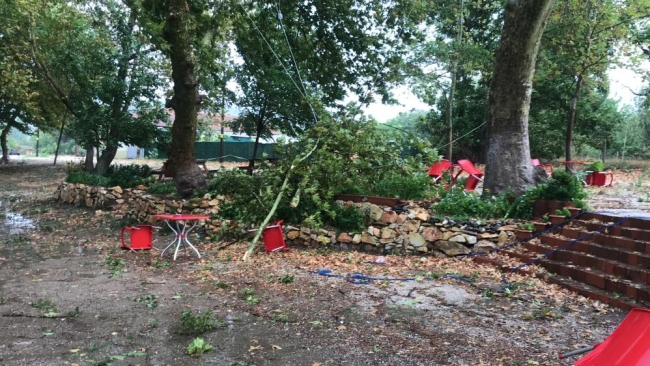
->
380, 227, 396, 239
449, 234, 466, 243
433, 240, 471, 256
408, 232, 426, 247
465, 234, 477, 244
396, 214, 408, 224
360, 232, 376, 244
380, 211, 398, 224
498, 231, 509, 245
369, 204, 384, 221
422, 227, 443, 242
287, 230, 300, 240
338, 232, 352, 243
473, 240, 497, 254
402, 220, 421, 232
110, 186, 123, 194
352, 234, 362, 244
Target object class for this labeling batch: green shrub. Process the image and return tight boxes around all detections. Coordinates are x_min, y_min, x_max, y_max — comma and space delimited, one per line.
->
64, 164, 153, 188
65, 171, 111, 186
585, 160, 605, 172
370, 172, 432, 200
330, 204, 366, 233
433, 187, 510, 220
536, 170, 587, 202
105, 164, 152, 188
147, 181, 177, 195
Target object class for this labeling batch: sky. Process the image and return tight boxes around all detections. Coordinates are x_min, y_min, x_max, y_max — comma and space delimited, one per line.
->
363, 67, 649, 123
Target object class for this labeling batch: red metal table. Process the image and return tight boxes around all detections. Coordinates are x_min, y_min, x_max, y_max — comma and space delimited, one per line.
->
154, 214, 209, 260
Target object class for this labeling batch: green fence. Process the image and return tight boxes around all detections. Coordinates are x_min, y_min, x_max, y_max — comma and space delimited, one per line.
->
157, 142, 279, 162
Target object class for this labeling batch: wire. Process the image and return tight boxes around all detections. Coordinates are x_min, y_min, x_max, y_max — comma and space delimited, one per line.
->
276, 1, 319, 123
434, 121, 487, 151
239, 2, 318, 124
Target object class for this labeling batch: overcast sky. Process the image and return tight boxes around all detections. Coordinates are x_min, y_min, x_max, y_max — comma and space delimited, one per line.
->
363, 66, 649, 123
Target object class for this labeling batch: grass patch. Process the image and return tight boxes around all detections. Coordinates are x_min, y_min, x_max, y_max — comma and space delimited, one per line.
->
176, 310, 224, 335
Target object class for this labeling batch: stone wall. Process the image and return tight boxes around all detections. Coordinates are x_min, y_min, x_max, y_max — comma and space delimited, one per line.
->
54, 183, 516, 256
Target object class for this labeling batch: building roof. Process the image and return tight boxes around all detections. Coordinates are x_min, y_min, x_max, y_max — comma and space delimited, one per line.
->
158, 109, 282, 136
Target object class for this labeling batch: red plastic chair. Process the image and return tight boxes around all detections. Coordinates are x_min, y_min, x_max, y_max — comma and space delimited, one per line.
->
427, 159, 453, 183
585, 171, 614, 187
532, 159, 553, 176
455, 159, 484, 191
121, 225, 154, 252
262, 220, 290, 252
560, 308, 650, 365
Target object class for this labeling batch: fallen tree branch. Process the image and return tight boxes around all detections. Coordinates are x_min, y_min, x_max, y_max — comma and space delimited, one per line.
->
242, 140, 319, 261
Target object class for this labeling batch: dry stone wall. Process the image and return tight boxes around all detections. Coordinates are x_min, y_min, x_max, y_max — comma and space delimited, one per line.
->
54, 183, 517, 256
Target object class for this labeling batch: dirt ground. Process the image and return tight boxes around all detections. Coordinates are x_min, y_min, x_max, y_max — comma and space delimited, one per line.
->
0, 158, 648, 366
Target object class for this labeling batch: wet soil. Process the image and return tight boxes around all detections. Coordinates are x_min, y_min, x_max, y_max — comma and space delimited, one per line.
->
0, 161, 647, 366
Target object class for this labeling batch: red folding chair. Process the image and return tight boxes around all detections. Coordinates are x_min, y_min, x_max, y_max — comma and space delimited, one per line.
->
427, 159, 453, 183
559, 308, 650, 365
532, 159, 553, 177
455, 159, 484, 191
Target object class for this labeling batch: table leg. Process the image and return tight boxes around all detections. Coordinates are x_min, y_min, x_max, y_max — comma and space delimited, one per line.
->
161, 220, 180, 258
182, 221, 202, 259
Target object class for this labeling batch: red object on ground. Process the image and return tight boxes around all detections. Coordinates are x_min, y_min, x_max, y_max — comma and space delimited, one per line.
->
455, 159, 484, 191
263, 220, 289, 252
585, 171, 614, 187
121, 225, 154, 251
573, 309, 650, 365
427, 159, 453, 183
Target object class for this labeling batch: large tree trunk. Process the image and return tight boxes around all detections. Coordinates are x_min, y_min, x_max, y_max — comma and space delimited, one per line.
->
163, 0, 206, 197
0, 123, 10, 165
95, 145, 119, 175
84, 146, 94, 171
564, 75, 583, 171
483, 0, 555, 196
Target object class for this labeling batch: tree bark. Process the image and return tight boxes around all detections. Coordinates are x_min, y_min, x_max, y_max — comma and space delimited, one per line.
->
0, 123, 11, 165
248, 103, 267, 175
53, 118, 66, 166
95, 145, 118, 175
564, 75, 583, 171
84, 146, 94, 171
163, 0, 206, 197
484, 0, 555, 196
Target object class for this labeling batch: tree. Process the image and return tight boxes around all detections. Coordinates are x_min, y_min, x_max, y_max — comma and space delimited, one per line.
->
411, 0, 503, 162
538, 0, 650, 168
483, 0, 555, 196
24, 0, 166, 173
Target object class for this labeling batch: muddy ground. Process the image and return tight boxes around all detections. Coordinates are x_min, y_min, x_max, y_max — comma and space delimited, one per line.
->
0, 159, 648, 366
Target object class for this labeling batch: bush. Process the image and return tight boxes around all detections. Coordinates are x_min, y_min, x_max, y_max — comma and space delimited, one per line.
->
330, 204, 366, 233
64, 164, 153, 188
147, 181, 177, 195
536, 170, 587, 202
65, 171, 111, 186
105, 164, 152, 188
433, 187, 510, 220
585, 160, 605, 172
370, 172, 432, 200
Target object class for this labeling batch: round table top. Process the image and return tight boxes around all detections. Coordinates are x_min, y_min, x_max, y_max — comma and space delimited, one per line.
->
154, 214, 210, 221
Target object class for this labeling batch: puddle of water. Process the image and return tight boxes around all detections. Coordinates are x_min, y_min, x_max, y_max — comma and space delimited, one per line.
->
0, 200, 35, 236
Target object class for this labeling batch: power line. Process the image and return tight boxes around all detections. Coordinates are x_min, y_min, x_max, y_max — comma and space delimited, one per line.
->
276, 1, 318, 123
239, 2, 318, 123
434, 121, 486, 151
